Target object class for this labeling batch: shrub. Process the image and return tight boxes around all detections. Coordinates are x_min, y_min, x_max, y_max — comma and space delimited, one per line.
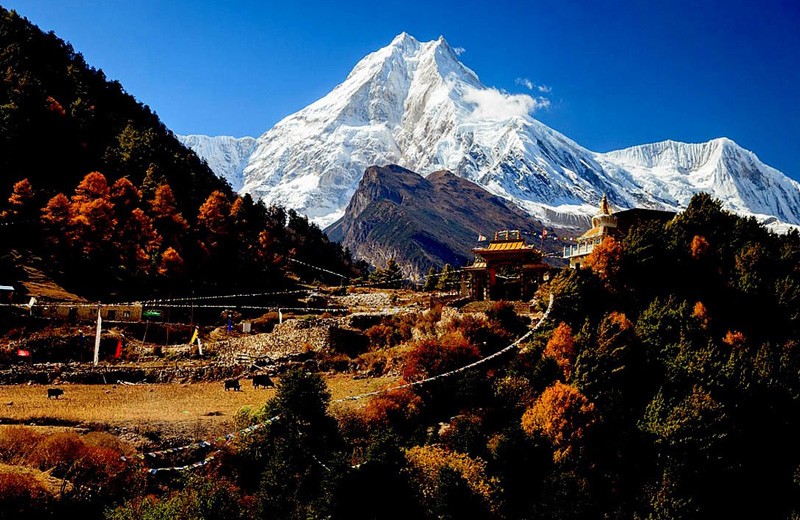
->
485, 300, 526, 337
402, 331, 480, 381
366, 323, 402, 350
108, 476, 255, 520
0, 469, 50, 517
405, 445, 500, 515
416, 304, 442, 337
68, 443, 142, 503
0, 426, 44, 464
28, 432, 84, 476
364, 387, 423, 432
439, 414, 487, 457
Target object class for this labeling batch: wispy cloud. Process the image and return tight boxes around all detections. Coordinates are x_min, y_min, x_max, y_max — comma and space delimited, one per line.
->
515, 77, 534, 90
453, 46, 466, 56
462, 85, 549, 121
515, 77, 552, 94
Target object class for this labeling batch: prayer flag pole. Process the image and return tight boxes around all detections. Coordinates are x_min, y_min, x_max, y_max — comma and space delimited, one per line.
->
93, 306, 102, 366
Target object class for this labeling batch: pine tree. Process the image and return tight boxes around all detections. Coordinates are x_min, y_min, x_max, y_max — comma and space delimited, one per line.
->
437, 264, 456, 292
41, 193, 71, 254
158, 247, 185, 277
110, 177, 140, 220
197, 190, 231, 240
68, 172, 116, 259
423, 267, 438, 291
150, 183, 188, 249
5, 178, 34, 221
370, 258, 404, 288
117, 208, 161, 275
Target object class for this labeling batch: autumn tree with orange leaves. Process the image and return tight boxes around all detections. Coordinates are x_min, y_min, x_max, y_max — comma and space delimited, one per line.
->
544, 322, 577, 380
67, 172, 116, 259
149, 183, 188, 250
4, 178, 35, 221
583, 236, 623, 284
521, 381, 596, 462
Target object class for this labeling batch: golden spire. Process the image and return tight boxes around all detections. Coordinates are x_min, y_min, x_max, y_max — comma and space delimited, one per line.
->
600, 194, 611, 215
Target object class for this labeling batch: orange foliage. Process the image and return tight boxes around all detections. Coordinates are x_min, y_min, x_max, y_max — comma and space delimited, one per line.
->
363, 386, 422, 429
521, 381, 596, 462
544, 322, 576, 379
45, 95, 66, 117
723, 330, 746, 349
158, 247, 185, 277
73, 171, 110, 202
405, 444, 500, 510
7, 178, 33, 215
68, 444, 133, 500
583, 236, 623, 282
69, 197, 115, 254
691, 235, 710, 260
693, 301, 710, 327
607, 311, 633, 331
198, 190, 232, 236
0, 427, 140, 504
402, 331, 480, 381
118, 208, 161, 271
41, 193, 70, 228
110, 177, 141, 214
0, 470, 49, 513
68, 172, 115, 256
230, 197, 246, 223
0, 426, 44, 464
150, 183, 189, 246
28, 432, 84, 476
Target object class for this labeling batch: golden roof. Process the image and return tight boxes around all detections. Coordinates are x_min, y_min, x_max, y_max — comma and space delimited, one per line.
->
476, 240, 534, 252
578, 226, 607, 240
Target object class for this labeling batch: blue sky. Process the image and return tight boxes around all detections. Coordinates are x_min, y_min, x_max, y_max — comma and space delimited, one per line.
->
5, 0, 800, 180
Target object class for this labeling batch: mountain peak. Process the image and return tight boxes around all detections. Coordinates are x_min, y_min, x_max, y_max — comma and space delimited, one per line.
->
186, 36, 800, 233
391, 32, 417, 45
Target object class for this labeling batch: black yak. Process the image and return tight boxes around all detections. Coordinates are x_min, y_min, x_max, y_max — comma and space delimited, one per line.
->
252, 374, 274, 389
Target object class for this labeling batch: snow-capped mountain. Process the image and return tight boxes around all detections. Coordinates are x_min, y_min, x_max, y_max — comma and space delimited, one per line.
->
598, 139, 800, 231
177, 135, 257, 191
181, 33, 800, 231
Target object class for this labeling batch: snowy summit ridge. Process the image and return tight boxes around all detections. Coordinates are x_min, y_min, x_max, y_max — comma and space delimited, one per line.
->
181, 33, 800, 231
177, 134, 257, 192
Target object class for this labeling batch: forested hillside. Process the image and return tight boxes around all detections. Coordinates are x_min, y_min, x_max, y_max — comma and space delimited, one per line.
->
23, 194, 788, 520
0, 7, 362, 297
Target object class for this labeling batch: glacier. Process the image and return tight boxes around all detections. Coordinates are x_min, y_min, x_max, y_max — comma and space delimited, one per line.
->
180, 33, 800, 232
177, 134, 257, 192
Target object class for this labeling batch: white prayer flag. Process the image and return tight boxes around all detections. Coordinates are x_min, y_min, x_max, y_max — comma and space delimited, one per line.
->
93, 307, 102, 366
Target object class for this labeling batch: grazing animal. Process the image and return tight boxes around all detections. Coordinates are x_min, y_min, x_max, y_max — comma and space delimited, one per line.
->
252, 374, 274, 389
47, 388, 64, 399
224, 379, 240, 392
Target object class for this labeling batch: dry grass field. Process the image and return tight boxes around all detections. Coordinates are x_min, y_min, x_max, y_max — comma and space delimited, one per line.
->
0, 373, 398, 441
